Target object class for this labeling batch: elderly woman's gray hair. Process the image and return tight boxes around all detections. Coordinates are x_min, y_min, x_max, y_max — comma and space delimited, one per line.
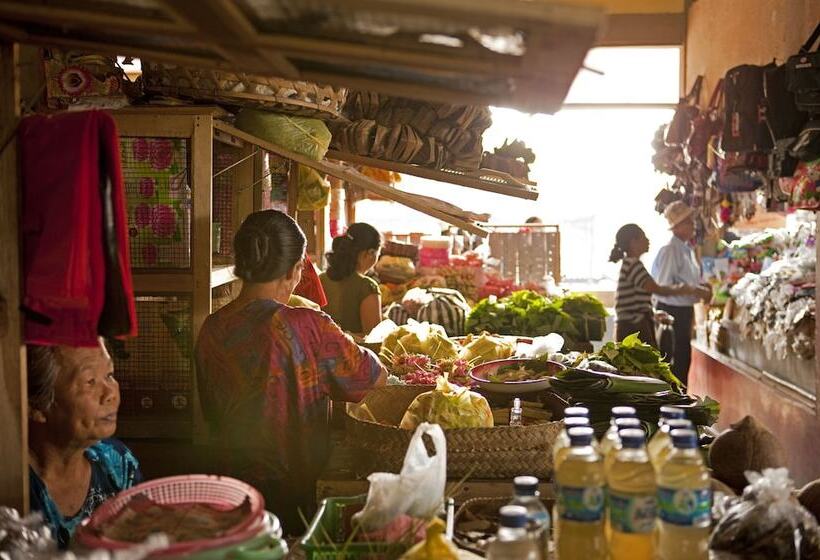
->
27, 345, 62, 413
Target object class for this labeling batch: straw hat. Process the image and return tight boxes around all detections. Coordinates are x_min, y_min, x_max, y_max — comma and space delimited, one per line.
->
664, 201, 695, 229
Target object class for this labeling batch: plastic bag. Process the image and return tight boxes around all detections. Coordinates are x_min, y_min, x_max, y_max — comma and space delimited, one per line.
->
296, 165, 329, 211
354, 423, 447, 531
516, 333, 565, 360
234, 110, 331, 161
710, 468, 820, 559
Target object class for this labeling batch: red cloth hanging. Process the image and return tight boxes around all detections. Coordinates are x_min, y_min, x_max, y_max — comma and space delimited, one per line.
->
293, 255, 328, 308
20, 110, 137, 346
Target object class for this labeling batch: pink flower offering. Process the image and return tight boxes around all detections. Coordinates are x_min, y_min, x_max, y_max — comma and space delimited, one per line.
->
149, 139, 174, 170
151, 204, 177, 237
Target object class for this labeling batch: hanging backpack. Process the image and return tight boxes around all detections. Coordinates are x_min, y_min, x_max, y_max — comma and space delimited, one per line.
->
790, 119, 820, 162
723, 64, 773, 152
786, 22, 820, 114
764, 62, 809, 140
687, 79, 724, 164
666, 76, 703, 146
714, 147, 769, 193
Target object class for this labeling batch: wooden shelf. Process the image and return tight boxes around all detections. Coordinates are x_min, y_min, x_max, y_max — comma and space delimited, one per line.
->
212, 121, 490, 237
326, 150, 539, 201
210, 264, 237, 288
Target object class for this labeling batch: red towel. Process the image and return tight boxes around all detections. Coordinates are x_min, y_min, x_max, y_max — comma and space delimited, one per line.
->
20, 110, 137, 346
293, 255, 327, 308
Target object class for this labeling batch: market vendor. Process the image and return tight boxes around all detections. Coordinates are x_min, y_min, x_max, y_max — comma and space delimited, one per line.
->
195, 210, 386, 535
651, 202, 712, 385
610, 223, 707, 347
319, 222, 383, 336
27, 340, 141, 549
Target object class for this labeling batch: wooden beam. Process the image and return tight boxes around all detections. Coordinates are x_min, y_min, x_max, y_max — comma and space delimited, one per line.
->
597, 13, 686, 46
0, 41, 28, 514
0, 2, 192, 33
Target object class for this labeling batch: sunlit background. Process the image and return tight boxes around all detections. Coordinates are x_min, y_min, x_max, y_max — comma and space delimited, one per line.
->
356, 47, 681, 290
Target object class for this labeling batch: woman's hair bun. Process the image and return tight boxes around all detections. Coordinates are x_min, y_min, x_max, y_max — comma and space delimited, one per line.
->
233, 210, 306, 283
325, 222, 381, 281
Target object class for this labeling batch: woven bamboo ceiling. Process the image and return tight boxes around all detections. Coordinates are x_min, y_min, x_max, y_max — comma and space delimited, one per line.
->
0, 0, 604, 113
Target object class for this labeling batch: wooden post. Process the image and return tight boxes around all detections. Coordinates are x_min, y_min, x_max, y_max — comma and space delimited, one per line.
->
0, 42, 28, 513
287, 160, 298, 218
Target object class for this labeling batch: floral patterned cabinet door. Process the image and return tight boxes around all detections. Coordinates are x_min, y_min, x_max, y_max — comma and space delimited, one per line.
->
121, 137, 191, 268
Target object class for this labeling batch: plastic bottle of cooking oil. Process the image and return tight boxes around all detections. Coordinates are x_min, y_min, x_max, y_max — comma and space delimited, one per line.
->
656, 429, 711, 560
486, 505, 542, 560
607, 428, 657, 560
555, 426, 606, 560
650, 418, 694, 472
603, 417, 643, 476
647, 406, 686, 464
599, 406, 638, 466
553, 416, 591, 471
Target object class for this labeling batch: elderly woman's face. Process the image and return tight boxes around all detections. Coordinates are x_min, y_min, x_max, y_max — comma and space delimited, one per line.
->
45, 344, 120, 445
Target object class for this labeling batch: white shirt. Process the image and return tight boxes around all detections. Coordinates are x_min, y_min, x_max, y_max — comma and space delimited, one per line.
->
651, 236, 701, 307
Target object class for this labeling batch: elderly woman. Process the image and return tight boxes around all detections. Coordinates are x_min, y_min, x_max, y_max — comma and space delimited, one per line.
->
27, 340, 141, 548
195, 210, 385, 535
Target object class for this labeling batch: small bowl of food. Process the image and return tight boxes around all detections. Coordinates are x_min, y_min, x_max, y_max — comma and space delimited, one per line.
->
469, 358, 566, 394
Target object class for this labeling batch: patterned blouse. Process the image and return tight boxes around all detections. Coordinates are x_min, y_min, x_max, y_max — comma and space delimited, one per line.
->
194, 299, 382, 486
30, 438, 141, 549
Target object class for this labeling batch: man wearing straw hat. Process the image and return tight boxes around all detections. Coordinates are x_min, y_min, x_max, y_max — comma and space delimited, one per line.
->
651, 201, 712, 387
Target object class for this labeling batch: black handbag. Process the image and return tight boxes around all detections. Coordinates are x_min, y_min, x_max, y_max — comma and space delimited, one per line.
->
764, 62, 808, 140
665, 75, 703, 146
723, 64, 773, 152
790, 120, 820, 162
787, 22, 820, 114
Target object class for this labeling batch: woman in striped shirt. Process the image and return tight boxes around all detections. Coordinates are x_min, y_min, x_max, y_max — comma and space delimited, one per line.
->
610, 224, 704, 347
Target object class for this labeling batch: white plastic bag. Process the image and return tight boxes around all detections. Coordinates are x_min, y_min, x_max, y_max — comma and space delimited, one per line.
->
516, 333, 564, 359
354, 423, 447, 531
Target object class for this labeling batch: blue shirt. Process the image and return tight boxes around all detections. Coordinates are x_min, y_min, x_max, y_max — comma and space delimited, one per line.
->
651, 236, 701, 307
29, 438, 142, 549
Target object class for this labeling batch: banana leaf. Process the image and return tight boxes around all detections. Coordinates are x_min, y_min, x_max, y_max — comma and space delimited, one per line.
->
550, 367, 671, 394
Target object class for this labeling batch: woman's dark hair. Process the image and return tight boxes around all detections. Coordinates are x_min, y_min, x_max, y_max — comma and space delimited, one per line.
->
234, 210, 306, 283
609, 223, 644, 263
27, 344, 62, 413
325, 222, 381, 281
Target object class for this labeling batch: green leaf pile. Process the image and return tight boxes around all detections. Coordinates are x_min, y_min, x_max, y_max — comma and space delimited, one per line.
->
590, 333, 684, 391
466, 290, 578, 338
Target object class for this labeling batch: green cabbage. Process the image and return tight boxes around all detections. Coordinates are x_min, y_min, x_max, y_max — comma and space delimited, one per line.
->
400, 376, 493, 430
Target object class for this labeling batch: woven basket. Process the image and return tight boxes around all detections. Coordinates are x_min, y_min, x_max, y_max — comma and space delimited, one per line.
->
347, 386, 562, 479
142, 62, 347, 120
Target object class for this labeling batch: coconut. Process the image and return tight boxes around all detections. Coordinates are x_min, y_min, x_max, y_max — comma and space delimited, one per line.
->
709, 415, 786, 492
799, 479, 820, 523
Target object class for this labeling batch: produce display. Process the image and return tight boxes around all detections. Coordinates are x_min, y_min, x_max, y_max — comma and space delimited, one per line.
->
381, 322, 461, 363
708, 415, 786, 493
98, 495, 252, 543
399, 377, 494, 430
389, 354, 472, 386
482, 361, 554, 383
587, 333, 683, 391
466, 290, 578, 339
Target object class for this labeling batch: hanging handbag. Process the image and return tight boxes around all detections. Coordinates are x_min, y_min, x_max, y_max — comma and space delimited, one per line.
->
723, 64, 773, 152
764, 62, 809, 140
714, 147, 769, 193
665, 75, 703, 146
786, 22, 820, 114
687, 79, 724, 164
790, 119, 820, 162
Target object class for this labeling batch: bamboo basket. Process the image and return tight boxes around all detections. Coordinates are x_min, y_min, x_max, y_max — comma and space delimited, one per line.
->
346, 385, 563, 479
141, 62, 347, 120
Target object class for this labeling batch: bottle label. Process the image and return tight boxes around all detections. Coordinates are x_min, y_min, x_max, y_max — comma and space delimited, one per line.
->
558, 485, 605, 522
657, 486, 712, 526
609, 491, 657, 534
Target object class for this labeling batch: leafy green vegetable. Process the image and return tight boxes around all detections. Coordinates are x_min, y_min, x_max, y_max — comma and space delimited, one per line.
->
588, 333, 683, 391
466, 290, 578, 338
558, 293, 608, 318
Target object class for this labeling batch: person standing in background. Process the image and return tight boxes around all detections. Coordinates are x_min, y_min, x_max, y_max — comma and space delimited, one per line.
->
651, 202, 712, 386
610, 223, 705, 348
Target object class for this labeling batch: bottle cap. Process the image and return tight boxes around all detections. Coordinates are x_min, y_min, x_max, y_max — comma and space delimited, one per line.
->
670, 429, 699, 449
614, 417, 641, 430
660, 406, 686, 420
611, 406, 637, 419
618, 428, 646, 448
513, 476, 539, 496
564, 417, 590, 428
568, 426, 595, 447
665, 419, 694, 431
499, 505, 528, 528
564, 406, 589, 418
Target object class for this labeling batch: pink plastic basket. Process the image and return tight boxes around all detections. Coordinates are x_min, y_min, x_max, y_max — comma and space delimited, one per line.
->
75, 474, 266, 557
